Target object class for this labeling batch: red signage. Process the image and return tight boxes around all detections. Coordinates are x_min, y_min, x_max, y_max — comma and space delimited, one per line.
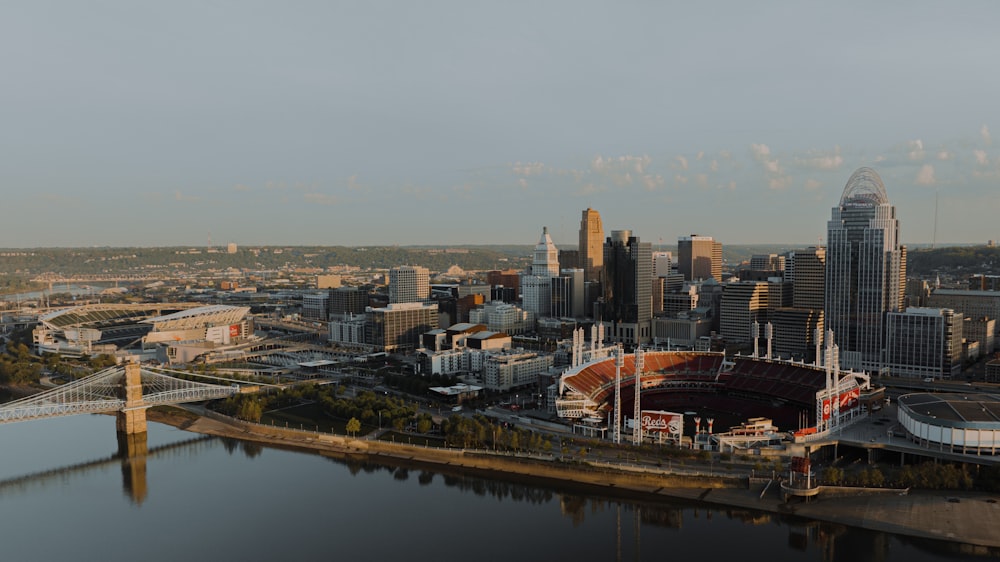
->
229, 324, 240, 338
821, 399, 832, 420
640, 411, 682, 435
839, 388, 860, 411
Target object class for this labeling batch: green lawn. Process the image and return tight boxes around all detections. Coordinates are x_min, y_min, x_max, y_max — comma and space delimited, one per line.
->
260, 402, 382, 436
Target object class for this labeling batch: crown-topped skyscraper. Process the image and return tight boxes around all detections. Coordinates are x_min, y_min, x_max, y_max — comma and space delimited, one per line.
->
825, 167, 906, 373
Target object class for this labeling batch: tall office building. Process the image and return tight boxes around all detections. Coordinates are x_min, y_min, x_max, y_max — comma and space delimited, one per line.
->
677, 235, 722, 282
579, 208, 604, 283
652, 251, 673, 278
825, 167, 905, 372
786, 246, 826, 310
389, 265, 430, 304
599, 230, 652, 345
772, 246, 826, 361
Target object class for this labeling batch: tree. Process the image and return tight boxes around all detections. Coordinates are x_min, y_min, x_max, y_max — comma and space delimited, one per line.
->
237, 399, 263, 423
416, 417, 432, 434
346, 417, 361, 437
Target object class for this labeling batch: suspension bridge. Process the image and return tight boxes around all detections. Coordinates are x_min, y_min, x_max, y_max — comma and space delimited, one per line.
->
0, 362, 238, 435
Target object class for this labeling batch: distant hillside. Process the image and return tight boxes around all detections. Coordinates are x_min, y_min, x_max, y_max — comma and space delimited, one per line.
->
0, 246, 531, 277
906, 245, 1000, 277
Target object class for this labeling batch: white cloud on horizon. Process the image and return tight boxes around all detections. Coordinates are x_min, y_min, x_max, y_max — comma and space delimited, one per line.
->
915, 164, 936, 185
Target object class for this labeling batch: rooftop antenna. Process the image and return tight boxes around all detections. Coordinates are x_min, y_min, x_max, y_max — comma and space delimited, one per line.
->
932, 190, 939, 249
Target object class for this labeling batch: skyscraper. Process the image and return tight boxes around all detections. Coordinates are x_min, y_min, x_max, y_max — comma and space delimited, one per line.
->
600, 230, 652, 345
579, 208, 604, 283
825, 167, 905, 372
520, 226, 559, 318
677, 235, 722, 282
389, 265, 430, 304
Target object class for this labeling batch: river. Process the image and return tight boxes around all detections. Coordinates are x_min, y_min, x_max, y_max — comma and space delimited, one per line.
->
0, 415, 989, 561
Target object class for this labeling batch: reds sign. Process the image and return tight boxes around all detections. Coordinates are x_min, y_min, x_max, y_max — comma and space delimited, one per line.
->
640, 410, 682, 436
839, 388, 860, 411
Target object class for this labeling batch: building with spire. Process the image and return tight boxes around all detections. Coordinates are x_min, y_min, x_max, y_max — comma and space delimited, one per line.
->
520, 226, 560, 319
825, 167, 905, 373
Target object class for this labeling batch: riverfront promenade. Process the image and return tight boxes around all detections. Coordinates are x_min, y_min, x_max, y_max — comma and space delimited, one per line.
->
151, 407, 1000, 551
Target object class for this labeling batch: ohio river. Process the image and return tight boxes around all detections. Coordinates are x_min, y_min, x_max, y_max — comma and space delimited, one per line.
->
0, 415, 987, 561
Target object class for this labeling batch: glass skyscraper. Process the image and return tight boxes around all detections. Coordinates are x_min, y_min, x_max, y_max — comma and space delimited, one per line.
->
825, 167, 905, 373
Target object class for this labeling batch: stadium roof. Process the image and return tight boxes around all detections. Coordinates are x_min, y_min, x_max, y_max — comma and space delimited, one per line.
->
39, 303, 202, 330
898, 393, 1000, 426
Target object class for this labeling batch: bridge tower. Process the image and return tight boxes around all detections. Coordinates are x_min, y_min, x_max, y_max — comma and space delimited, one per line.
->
116, 362, 147, 436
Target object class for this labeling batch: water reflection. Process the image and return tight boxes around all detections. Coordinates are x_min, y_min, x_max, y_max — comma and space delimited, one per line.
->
1, 423, 997, 561
0, 430, 214, 506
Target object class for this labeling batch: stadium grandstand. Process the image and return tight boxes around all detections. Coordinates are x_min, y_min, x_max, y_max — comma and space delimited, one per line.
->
34, 303, 204, 356
556, 350, 870, 438
33, 303, 251, 361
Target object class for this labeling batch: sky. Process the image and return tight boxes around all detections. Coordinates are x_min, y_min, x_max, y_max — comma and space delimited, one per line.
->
2, 1, 999, 249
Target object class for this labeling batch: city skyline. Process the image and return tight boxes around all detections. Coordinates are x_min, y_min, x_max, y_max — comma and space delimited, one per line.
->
3, 2, 999, 248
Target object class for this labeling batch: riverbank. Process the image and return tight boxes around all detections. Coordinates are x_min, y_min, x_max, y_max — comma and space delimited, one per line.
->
153, 408, 1000, 551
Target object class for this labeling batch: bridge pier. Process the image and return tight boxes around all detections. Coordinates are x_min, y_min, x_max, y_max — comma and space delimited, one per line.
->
116, 362, 147, 436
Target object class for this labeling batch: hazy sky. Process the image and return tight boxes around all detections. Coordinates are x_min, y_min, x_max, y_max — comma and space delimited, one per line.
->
3, 2, 999, 248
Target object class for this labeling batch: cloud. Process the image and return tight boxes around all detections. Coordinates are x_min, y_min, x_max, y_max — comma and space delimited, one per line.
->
233, 184, 251, 192
512, 162, 545, 176
346, 174, 364, 190
695, 174, 709, 189
673, 155, 688, 170
174, 190, 201, 203
936, 150, 951, 161
750, 144, 771, 160
710, 159, 719, 172
974, 150, 990, 166
304, 193, 338, 205
696, 151, 704, 161
804, 178, 822, 191
793, 147, 844, 170
908, 139, 925, 161
915, 164, 936, 185
769, 176, 792, 190
641, 174, 665, 191
518, 178, 528, 189
751, 142, 791, 190
591, 154, 650, 174
982, 124, 992, 146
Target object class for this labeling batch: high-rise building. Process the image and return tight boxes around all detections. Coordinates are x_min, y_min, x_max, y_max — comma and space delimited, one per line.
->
366, 302, 439, 352
884, 307, 963, 380
652, 251, 673, 278
786, 246, 826, 310
579, 208, 604, 284
330, 286, 370, 316
521, 227, 560, 318
825, 167, 905, 372
677, 235, 722, 282
389, 265, 430, 304
599, 230, 652, 345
